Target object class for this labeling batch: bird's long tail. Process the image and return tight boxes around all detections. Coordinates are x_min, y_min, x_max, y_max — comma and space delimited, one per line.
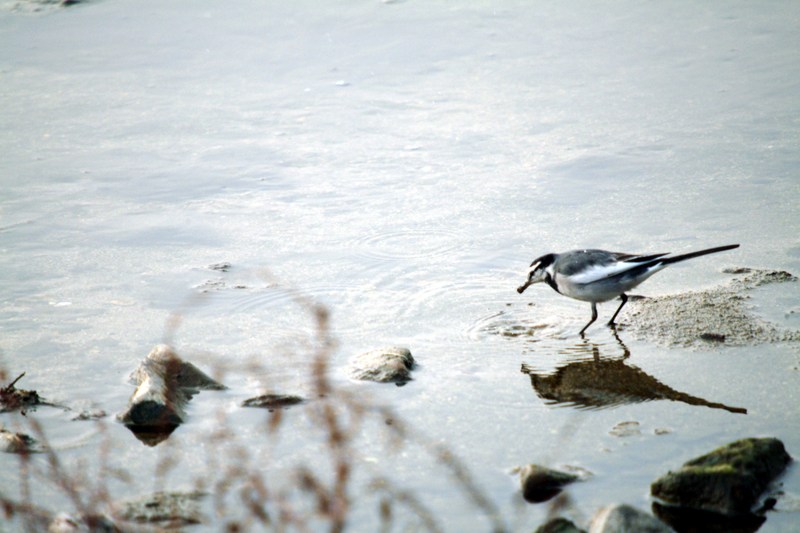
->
660, 244, 739, 265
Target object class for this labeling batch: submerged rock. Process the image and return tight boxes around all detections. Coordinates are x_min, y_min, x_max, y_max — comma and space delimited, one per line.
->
624, 267, 800, 347
48, 513, 122, 533
609, 421, 641, 437
241, 393, 304, 411
117, 345, 226, 445
651, 437, 792, 516
0, 427, 41, 454
115, 490, 206, 527
517, 464, 581, 503
72, 408, 107, 421
208, 262, 232, 272
589, 504, 670, 533
349, 347, 415, 385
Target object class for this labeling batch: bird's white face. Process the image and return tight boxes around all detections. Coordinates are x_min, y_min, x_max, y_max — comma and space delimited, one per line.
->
517, 256, 554, 294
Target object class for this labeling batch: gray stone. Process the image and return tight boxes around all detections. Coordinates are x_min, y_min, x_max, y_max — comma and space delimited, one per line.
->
115, 490, 206, 526
242, 393, 304, 410
349, 347, 415, 385
589, 504, 671, 533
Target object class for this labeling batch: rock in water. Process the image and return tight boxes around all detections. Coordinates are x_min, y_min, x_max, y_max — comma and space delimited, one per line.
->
241, 393, 304, 411
117, 345, 226, 445
651, 437, 791, 516
589, 504, 671, 533
48, 513, 120, 533
518, 464, 580, 503
349, 347, 415, 385
0, 428, 41, 454
115, 490, 206, 526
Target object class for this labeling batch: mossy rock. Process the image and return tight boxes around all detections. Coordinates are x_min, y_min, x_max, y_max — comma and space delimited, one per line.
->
651, 438, 791, 516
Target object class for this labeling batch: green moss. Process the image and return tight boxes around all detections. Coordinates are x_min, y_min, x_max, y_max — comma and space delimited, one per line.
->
682, 463, 737, 476
650, 437, 791, 516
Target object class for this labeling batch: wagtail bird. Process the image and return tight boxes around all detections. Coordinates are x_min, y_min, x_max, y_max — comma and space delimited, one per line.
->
516, 244, 739, 335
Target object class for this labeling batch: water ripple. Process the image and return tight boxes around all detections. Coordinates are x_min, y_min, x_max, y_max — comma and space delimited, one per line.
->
349, 227, 466, 262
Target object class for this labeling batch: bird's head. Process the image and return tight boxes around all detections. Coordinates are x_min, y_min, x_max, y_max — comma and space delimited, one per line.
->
517, 253, 556, 294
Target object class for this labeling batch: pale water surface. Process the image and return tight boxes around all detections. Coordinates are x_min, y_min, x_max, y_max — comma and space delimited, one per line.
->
1, 1, 800, 531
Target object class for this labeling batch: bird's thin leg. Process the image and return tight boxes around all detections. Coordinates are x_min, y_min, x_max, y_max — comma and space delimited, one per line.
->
579, 303, 598, 336
608, 293, 628, 326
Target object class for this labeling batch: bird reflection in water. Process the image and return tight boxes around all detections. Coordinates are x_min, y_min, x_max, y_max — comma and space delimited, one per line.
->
521, 332, 746, 414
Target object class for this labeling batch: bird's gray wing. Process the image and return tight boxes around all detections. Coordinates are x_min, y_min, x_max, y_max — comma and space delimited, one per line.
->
560, 250, 669, 285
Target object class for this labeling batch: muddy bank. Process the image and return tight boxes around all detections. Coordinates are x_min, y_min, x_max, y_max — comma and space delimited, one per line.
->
623, 268, 799, 347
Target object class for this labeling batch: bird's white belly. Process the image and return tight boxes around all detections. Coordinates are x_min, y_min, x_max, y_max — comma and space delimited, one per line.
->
556, 275, 653, 303
557, 280, 620, 303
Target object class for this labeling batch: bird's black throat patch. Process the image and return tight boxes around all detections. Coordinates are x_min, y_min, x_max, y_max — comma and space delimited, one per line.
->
545, 273, 560, 294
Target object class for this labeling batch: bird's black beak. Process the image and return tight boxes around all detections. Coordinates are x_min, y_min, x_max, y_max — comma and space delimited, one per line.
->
517, 281, 531, 294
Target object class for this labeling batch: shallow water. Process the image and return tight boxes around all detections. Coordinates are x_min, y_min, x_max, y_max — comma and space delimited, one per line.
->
2, 0, 800, 531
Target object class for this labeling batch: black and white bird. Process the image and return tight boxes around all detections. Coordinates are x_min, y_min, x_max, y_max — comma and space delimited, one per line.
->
516, 244, 739, 335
